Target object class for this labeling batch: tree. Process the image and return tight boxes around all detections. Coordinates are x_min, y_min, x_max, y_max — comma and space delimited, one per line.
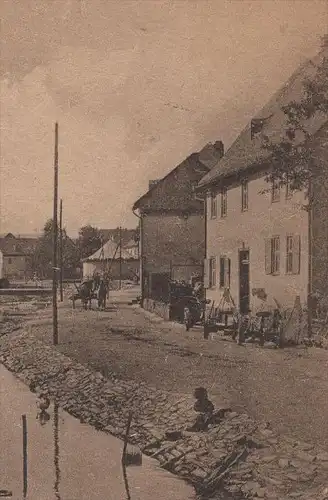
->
32, 219, 80, 278
260, 37, 328, 197
78, 225, 102, 259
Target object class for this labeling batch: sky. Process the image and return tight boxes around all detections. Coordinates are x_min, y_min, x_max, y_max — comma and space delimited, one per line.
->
0, 0, 327, 237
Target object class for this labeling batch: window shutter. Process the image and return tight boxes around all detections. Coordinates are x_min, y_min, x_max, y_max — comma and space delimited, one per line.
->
204, 259, 210, 288
276, 237, 280, 273
224, 257, 231, 288
265, 238, 272, 274
219, 257, 225, 288
292, 235, 301, 274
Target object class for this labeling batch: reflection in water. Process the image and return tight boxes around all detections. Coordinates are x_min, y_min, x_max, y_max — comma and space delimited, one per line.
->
22, 414, 27, 500
53, 402, 61, 500
122, 412, 133, 500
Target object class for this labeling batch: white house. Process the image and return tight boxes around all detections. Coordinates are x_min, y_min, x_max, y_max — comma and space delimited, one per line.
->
198, 48, 328, 315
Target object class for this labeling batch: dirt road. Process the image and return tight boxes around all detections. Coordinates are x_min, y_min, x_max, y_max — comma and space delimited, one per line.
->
29, 288, 328, 450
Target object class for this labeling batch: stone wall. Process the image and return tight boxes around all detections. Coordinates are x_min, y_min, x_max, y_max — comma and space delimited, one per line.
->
1, 330, 328, 500
142, 298, 171, 320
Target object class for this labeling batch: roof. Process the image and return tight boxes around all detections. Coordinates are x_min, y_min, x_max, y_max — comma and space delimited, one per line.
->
133, 141, 224, 211
99, 228, 137, 246
198, 48, 328, 188
124, 238, 138, 249
0, 234, 39, 256
83, 238, 137, 262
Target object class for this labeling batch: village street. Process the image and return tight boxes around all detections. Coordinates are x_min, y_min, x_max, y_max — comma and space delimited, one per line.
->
27, 286, 328, 451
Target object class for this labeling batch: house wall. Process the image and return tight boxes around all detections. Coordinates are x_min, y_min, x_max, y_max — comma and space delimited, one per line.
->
206, 173, 309, 311
311, 124, 328, 301
3, 255, 31, 280
0, 250, 3, 279
141, 212, 205, 297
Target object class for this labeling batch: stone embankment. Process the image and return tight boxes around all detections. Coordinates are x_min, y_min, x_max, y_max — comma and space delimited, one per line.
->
1, 329, 328, 500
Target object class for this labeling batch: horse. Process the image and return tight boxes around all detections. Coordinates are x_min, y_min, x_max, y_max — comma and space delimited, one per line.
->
97, 279, 108, 310
79, 279, 95, 310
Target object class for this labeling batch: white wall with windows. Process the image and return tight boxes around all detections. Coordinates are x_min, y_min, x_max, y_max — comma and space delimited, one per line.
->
205, 172, 308, 310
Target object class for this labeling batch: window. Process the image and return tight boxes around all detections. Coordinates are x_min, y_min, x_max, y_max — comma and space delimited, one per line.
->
272, 179, 280, 203
220, 188, 227, 217
219, 257, 231, 288
241, 181, 248, 211
210, 192, 217, 218
265, 236, 280, 275
8, 258, 12, 264
209, 257, 216, 288
286, 176, 293, 199
286, 235, 301, 274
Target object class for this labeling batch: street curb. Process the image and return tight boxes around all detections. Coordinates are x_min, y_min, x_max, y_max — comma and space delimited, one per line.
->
131, 304, 188, 331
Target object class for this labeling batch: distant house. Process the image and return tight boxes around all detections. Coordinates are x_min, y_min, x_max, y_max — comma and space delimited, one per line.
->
197, 49, 328, 315
99, 228, 138, 246
132, 141, 224, 319
82, 238, 139, 281
0, 233, 39, 280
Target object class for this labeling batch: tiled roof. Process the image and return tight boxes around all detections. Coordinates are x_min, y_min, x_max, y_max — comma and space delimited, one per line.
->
99, 229, 137, 246
0, 234, 39, 256
198, 48, 328, 188
133, 141, 224, 211
83, 239, 137, 262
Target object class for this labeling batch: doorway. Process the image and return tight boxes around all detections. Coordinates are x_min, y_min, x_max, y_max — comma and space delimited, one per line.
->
239, 249, 250, 314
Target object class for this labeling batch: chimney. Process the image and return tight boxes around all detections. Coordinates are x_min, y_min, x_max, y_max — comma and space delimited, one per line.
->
198, 140, 224, 170
214, 140, 224, 158
149, 179, 160, 190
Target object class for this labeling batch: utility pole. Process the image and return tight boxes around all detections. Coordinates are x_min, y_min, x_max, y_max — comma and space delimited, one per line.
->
203, 191, 209, 339
119, 226, 122, 290
59, 199, 63, 302
307, 178, 313, 338
53, 122, 59, 345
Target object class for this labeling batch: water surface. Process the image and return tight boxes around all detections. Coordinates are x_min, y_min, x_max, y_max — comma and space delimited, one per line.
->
0, 364, 195, 500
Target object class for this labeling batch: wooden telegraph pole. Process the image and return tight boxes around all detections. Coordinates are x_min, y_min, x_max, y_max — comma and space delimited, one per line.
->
53, 122, 59, 345
119, 226, 122, 290
59, 199, 64, 302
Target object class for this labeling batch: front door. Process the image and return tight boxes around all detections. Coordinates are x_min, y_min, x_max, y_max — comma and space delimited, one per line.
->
239, 250, 250, 314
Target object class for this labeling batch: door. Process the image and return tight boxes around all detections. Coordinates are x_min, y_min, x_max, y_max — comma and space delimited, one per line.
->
239, 250, 250, 314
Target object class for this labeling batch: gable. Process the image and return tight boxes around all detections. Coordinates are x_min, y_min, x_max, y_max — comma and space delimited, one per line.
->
133, 154, 209, 213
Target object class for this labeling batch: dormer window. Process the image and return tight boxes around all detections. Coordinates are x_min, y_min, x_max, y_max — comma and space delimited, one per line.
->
210, 192, 217, 218
286, 175, 293, 199
272, 179, 281, 203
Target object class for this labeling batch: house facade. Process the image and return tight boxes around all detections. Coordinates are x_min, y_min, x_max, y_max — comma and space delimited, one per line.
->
82, 238, 139, 282
133, 142, 224, 319
198, 49, 328, 315
203, 169, 310, 313
0, 233, 39, 280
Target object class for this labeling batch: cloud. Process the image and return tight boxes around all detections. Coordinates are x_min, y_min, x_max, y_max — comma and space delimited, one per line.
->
1, 0, 327, 235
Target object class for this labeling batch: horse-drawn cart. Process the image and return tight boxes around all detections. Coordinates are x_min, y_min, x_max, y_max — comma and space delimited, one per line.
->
70, 278, 108, 310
